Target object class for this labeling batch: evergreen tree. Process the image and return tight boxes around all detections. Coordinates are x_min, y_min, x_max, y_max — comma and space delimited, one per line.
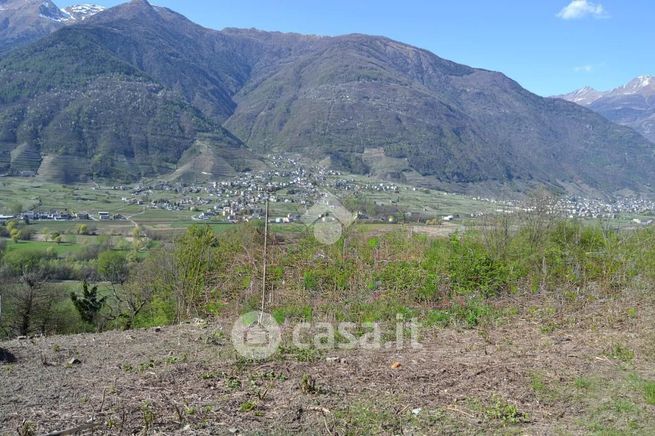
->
71, 281, 106, 326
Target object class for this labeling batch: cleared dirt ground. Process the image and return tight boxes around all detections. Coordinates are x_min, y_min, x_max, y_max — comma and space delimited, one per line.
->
2, 299, 655, 435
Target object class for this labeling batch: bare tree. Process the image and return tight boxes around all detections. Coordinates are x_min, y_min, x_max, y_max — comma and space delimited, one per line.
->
104, 251, 171, 329
9, 271, 52, 336
520, 188, 561, 249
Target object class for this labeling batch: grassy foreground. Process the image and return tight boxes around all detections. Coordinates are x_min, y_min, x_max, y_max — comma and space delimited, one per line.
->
1, 296, 654, 434
2, 213, 655, 433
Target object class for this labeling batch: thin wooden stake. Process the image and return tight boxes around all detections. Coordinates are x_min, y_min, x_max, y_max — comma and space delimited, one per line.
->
259, 199, 269, 322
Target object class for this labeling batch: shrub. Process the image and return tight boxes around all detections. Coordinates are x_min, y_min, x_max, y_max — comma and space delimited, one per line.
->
447, 236, 513, 297
97, 251, 129, 284
2, 249, 54, 277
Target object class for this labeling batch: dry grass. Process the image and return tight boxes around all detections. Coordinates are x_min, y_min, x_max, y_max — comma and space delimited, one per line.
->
2, 289, 655, 435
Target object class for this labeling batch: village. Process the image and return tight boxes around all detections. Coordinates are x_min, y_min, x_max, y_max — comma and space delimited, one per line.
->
2, 155, 655, 226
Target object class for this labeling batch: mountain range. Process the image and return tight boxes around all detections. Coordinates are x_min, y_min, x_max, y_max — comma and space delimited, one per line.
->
0, 0, 104, 54
558, 76, 655, 143
0, 0, 653, 196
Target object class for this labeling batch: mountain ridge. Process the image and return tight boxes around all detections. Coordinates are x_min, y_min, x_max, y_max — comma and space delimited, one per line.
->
558, 75, 655, 142
0, 18, 258, 182
0, 0, 105, 54
0, 1, 653, 196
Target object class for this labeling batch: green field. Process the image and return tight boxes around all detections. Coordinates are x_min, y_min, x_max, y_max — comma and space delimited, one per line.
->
5, 175, 649, 243
4, 240, 84, 256
0, 175, 498, 223
0, 179, 129, 214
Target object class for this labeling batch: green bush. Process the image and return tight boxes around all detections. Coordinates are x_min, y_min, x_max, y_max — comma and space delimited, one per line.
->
303, 270, 319, 292
2, 249, 55, 276
132, 295, 177, 329
447, 236, 513, 297
97, 251, 129, 284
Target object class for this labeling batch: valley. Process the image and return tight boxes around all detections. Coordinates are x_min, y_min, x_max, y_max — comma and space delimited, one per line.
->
3, 149, 655, 234
2, 0, 655, 435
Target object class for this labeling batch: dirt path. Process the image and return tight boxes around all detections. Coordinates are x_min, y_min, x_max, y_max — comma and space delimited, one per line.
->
125, 207, 146, 229
411, 223, 461, 238
2, 315, 654, 435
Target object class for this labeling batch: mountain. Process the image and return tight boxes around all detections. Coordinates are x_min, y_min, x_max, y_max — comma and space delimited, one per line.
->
0, 0, 653, 194
220, 31, 654, 195
0, 0, 104, 54
558, 76, 655, 143
0, 12, 261, 182
557, 86, 605, 106
63, 4, 106, 21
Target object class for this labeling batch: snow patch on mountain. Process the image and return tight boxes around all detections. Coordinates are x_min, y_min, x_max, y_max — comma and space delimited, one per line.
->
63, 4, 106, 21
558, 75, 655, 142
556, 86, 604, 105
558, 75, 655, 105
638, 76, 652, 87
30, 1, 106, 22
630, 75, 653, 89
39, 0, 71, 22
613, 75, 655, 96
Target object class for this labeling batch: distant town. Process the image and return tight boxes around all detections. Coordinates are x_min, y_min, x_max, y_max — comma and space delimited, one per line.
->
2, 155, 655, 226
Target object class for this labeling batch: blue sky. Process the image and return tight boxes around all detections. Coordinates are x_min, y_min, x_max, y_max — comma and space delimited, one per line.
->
69, 0, 655, 96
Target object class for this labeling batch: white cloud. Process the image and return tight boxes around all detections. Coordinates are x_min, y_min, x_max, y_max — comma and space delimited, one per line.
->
557, 0, 608, 20
574, 65, 594, 73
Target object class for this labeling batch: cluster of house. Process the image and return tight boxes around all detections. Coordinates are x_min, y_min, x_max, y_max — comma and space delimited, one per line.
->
93, 154, 655, 226
111, 157, 332, 222
469, 195, 655, 221
358, 182, 400, 193
104, 154, 423, 225
0, 211, 125, 223
556, 196, 655, 219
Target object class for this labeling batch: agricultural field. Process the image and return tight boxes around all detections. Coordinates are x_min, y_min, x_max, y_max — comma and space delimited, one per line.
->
336, 174, 501, 218
0, 179, 128, 215
0, 176, 497, 221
